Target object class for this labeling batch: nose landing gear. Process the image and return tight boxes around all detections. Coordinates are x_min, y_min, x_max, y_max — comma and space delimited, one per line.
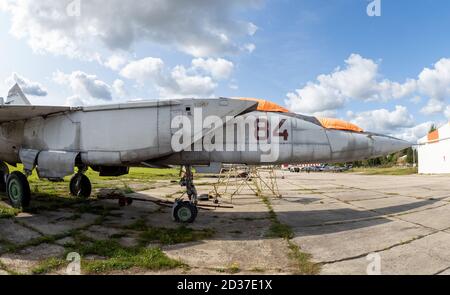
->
172, 165, 199, 223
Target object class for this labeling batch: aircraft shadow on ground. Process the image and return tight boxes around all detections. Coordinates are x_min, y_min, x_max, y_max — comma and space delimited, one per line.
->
130, 192, 445, 238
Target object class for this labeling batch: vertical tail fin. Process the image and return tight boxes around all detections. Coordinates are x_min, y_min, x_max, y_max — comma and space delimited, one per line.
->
6, 83, 31, 105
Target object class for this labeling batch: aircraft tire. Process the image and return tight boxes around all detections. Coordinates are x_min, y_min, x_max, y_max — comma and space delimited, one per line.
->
70, 174, 92, 198
6, 171, 30, 209
0, 162, 9, 192
172, 201, 198, 223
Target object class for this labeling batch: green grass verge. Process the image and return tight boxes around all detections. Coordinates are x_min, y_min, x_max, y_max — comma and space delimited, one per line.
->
350, 167, 418, 175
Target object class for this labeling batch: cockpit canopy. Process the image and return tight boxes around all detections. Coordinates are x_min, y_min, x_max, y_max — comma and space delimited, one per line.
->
236, 97, 364, 133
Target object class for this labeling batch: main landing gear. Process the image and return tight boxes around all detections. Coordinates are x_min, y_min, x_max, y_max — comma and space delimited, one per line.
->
172, 165, 199, 223
69, 167, 92, 198
0, 162, 30, 209
0, 162, 92, 209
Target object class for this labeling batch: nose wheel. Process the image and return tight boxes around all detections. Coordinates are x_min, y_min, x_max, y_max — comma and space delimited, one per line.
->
173, 165, 199, 223
172, 200, 198, 223
69, 173, 92, 198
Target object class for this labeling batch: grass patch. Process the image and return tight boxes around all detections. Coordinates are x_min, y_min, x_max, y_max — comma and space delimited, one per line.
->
261, 195, 293, 239
288, 241, 321, 275
227, 262, 240, 274
124, 218, 215, 246
139, 226, 215, 245
350, 167, 418, 176
0, 205, 20, 219
32, 258, 67, 275
268, 221, 293, 239
65, 239, 183, 274
124, 218, 148, 231
250, 267, 265, 273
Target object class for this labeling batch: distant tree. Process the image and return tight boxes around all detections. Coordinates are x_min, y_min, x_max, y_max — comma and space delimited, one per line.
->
406, 147, 414, 164
429, 124, 437, 133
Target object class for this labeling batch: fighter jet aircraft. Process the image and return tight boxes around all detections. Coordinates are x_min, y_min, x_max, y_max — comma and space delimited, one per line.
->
0, 84, 411, 222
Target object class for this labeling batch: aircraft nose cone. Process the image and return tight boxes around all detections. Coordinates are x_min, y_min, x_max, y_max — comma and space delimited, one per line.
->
371, 134, 412, 157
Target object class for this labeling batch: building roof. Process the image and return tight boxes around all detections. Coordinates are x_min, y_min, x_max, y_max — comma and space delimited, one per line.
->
418, 123, 450, 144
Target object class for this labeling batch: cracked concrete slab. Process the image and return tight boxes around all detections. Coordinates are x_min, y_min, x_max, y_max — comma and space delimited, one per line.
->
321, 231, 450, 275
164, 238, 293, 272
81, 225, 122, 241
18, 211, 99, 235
0, 219, 41, 244
322, 190, 388, 202
291, 219, 433, 262
273, 200, 380, 227
0, 243, 65, 274
396, 204, 450, 230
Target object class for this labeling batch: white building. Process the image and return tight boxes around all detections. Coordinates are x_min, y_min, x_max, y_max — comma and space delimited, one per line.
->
418, 123, 450, 174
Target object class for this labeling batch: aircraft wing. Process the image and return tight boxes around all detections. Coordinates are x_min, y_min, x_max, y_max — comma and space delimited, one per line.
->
0, 105, 73, 124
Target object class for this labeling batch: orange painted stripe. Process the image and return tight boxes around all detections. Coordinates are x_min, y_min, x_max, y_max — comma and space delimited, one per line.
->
428, 129, 439, 142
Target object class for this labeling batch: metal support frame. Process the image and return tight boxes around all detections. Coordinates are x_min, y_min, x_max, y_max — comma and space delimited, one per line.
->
209, 165, 282, 203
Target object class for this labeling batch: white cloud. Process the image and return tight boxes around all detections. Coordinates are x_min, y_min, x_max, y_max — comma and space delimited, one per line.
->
158, 65, 217, 98
53, 70, 112, 101
417, 58, 450, 100
285, 54, 416, 115
120, 57, 222, 98
119, 57, 164, 84
191, 58, 234, 80
104, 54, 129, 71
112, 79, 127, 98
415, 58, 450, 115
5, 72, 48, 96
243, 43, 256, 53
65, 95, 85, 106
1, 0, 260, 59
348, 105, 415, 134
420, 98, 445, 115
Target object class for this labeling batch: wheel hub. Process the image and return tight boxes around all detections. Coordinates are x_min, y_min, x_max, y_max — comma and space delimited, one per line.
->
9, 180, 21, 201
178, 207, 192, 222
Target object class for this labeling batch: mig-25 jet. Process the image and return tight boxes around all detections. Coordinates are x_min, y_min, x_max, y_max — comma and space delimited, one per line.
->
0, 84, 410, 222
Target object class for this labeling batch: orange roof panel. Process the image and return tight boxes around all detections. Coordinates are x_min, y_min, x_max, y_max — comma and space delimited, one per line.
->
237, 97, 289, 113
428, 129, 439, 142
318, 118, 363, 133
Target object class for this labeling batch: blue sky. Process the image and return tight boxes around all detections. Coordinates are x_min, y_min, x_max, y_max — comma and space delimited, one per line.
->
1, 0, 450, 141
